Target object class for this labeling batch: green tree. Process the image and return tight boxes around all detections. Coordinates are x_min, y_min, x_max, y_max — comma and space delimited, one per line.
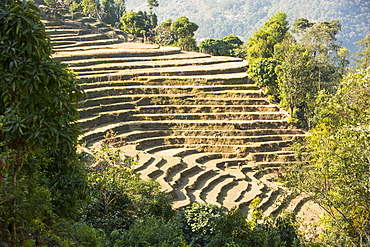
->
81, 0, 99, 17
246, 12, 290, 104
335, 46, 350, 75
120, 11, 146, 37
199, 34, 243, 57
209, 208, 256, 247
180, 202, 224, 246
247, 58, 280, 99
154, 18, 176, 46
69, 0, 81, 19
222, 34, 245, 58
222, 34, 244, 47
178, 203, 302, 247
176, 37, 198, 51
233, 44, 248, 59
0, 0, 85, 216
275, 18, 344, 127
0, 0, 88, 245
120, 11, 157, 41
170, 16, 199, 51
102, 0, 116, 25
293, 19, 341, 63
286, 68, 370, 246
113, 216, 185, 246
276, 43, 316, 126
246, 11, 289, 64
141, 10, 158, 41
292, 19, 343, 90
355, 33, 370, 69
44, 0, 63, 17
210, 209, 301, 247
102, 0, 125, 27
171, 16, 199, 39
292, 18, 313, 33
83, 142, 174, 240
199, 38, 233, 56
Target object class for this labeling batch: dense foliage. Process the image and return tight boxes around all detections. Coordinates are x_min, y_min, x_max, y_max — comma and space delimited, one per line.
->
245, 13, 350, 128
154, 16, 199, 51
246, 11, 289, 64
170, 16, 199, 51
178, 203, 303, 247
119, 10, 157, 40
199, 34, 244, 58
101, 0, 126, 27
247, 58, 280, 99
0, 0, 89, 245
82, 142, 174, 240
286, 68, 370, 246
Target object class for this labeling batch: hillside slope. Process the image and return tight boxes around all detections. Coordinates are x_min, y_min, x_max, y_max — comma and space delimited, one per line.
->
43, 15, 317, 221
127, 0, 370, 54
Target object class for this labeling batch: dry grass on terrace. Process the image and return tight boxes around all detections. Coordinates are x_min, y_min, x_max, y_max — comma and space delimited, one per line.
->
47, 16, 319, 234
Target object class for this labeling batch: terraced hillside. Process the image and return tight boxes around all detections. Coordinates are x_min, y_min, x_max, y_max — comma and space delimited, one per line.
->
45, 18, 313, 218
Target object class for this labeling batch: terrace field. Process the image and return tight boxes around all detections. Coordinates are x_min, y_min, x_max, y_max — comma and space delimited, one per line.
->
45, 17, 320, 226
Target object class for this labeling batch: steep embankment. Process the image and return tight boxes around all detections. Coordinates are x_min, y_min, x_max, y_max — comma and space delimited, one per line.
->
45, 18, 319, 222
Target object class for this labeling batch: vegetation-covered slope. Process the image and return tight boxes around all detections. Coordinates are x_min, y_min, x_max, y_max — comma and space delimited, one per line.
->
127, 0, 369, 54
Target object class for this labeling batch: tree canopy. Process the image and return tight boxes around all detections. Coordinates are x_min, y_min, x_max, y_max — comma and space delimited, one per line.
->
246, 11, 289, 64
0, 0, 88, 245
171, 16, 199, 39
81, 0, 99, 17
101, 0, 126, 26
154, 16, 199, 51
147, 0, 159, 10
120, 11, 146, 36
120, 10, 157, 39
247, 13, 347, 127
199, 34, 244, 57
286, 68, 370, 246
292, 19, 341, 63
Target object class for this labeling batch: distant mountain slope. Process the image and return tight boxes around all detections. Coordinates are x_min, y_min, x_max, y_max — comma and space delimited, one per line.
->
126, 0, 370, 54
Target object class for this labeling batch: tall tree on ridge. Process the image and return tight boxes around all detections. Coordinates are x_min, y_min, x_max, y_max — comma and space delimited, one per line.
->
276, 43, 316, 124
246, 11, 289, 64
121, 11, 146, 37
171, 16, 199, 51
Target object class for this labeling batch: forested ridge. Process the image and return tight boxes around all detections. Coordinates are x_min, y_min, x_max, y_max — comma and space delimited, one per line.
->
127, 0, 370, 54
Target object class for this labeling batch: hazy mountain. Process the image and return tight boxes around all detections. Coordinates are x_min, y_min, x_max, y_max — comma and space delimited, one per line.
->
126, 0, 370, 54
